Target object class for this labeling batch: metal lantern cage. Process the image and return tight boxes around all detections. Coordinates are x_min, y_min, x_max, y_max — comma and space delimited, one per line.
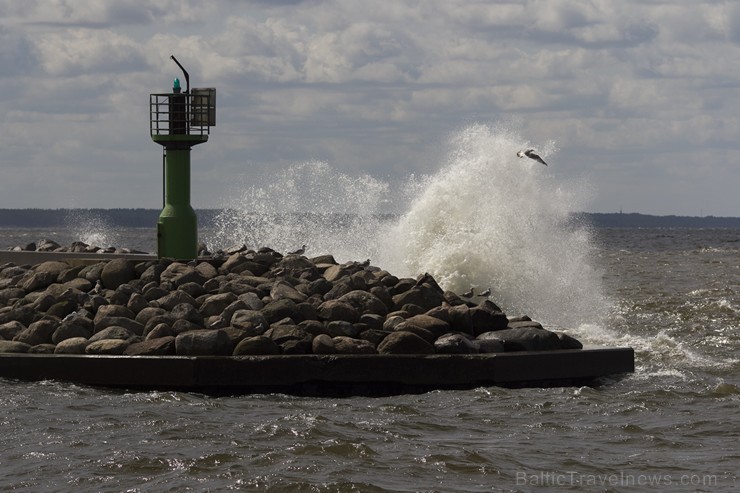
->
149, 88, 216, 138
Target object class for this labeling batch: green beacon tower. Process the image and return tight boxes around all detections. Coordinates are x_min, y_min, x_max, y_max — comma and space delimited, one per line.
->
150, 56, 216, 259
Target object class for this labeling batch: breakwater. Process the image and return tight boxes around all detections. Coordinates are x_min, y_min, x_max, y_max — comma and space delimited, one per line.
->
1, 244, 582, 359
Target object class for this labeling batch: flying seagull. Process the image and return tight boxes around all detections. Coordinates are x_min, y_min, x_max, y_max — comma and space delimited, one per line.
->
517, 149, 548, 166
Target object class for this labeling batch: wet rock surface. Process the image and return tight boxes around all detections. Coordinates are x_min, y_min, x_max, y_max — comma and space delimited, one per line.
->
0, 247, 582, 356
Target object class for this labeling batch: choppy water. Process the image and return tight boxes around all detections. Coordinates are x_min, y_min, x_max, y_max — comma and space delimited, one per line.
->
2, 124, 739, 491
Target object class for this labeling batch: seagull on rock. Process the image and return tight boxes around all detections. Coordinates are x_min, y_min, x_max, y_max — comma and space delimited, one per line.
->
517, 149, 548, 166
462, 287, 474, 298
478, 287, 491, 297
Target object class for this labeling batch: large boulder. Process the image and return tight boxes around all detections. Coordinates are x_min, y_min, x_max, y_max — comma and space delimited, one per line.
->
100, 259, 137, 290
85, 339, 129, 355
337, 290, 388, 317
391, 286, 445, 312
52, 316, 94, 343
175, 329, 232, 356
316, 300, 359, 323
476, 326, 561, 351
434, 333, 478, 354
332, 336, 376, 354
124, 336, 176, 356
13, 318, 58, 346
232, 335, 280, 355
377, 331, 434, 355
0, 340, 31, 353
54, 337, 88, 354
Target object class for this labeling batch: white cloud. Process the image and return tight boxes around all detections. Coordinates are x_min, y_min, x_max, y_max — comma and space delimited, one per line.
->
0, 0, 738, 216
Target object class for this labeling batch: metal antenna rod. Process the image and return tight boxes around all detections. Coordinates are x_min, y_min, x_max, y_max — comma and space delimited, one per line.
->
170, 55, 190, 93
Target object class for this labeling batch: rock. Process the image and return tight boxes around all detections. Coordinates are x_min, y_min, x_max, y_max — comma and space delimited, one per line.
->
261, 298, 301, 324
172, 319, 204, 334
124, 336, 176, 355
233, 335, 281, 356
88, 326, 134, 344
337, 290, 388, 317
470, 306, 508, 336
126, 293, 149, 314
476, 327, 561, 351
21, 272, 56, 292
230, 309, 269, 335
267, 325, 312, 354
383, 315, 406, 331
377, 331, 435, 355
359, 313, 384, 331
93, 304, 135, 325
13, 318, 58, 346
63, 277, 93, 292
403, 314, 451, 338
448, 304, 474, 334
52, 316, 94, 343
54, 337, 88, 354
270, 280, 307, 303
175, 329, 233, 356
95, 316, 145, 336
0, 320, 25, 340
46, 300, 79, 319
29, 344, 56, 354
0, 306, 39, 327
199, 292, 238, 317
474, 338, 505, 353
325, 320, 359, 338
332, 336, 377, 354
0, 340, 31, 353
434, 333, 478, 354
316, 300, 360, 323
393, 323, 436, 344
359, 329, 391, 347
135, 307, 168, 326
0, 288, 25, 306
311, 334, 335, 354
145, 323, 174, 340
85, 339, 129, 355
392, 286, 446, 312
100, 259, 137, 290
556, 332, 583, 349
156, 290, 197, 310
170, 303, 205, 327
160, 263, 207, 287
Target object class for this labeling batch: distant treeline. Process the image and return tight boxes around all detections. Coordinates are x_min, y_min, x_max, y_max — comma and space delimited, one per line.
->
0, 209, 738, 229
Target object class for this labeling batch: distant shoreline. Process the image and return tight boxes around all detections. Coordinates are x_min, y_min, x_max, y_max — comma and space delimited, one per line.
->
0, 209, 738, 229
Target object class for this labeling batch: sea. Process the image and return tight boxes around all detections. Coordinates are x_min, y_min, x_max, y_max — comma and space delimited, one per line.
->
1, 124, 738, 492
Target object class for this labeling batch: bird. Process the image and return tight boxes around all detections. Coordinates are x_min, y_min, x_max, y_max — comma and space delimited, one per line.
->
289, 245, 306, 255
462, 287, 474, 298
359, 259, 371, 268
517, 149, 548, 166
478, 287, 491, 297
91, 280, 103, 295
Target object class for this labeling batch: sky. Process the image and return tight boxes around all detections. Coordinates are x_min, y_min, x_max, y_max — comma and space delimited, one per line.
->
1, 0, 739, 216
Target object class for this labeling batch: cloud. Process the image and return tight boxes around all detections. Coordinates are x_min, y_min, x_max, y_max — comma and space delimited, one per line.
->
0, 0, 738, 216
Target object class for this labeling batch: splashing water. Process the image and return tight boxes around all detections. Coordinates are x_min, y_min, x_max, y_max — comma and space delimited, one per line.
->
210, 124, 607, 328
64, 210, 120, 249
383, 123, 607, 326
209, 161, 397, 262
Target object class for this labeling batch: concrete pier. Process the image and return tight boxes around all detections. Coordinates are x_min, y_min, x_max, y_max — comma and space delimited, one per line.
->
0, 348, 634, 396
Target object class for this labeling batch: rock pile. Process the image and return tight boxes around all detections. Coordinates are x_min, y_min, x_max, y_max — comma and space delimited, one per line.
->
0, 248, 582, 356
5, 238, 148, 255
